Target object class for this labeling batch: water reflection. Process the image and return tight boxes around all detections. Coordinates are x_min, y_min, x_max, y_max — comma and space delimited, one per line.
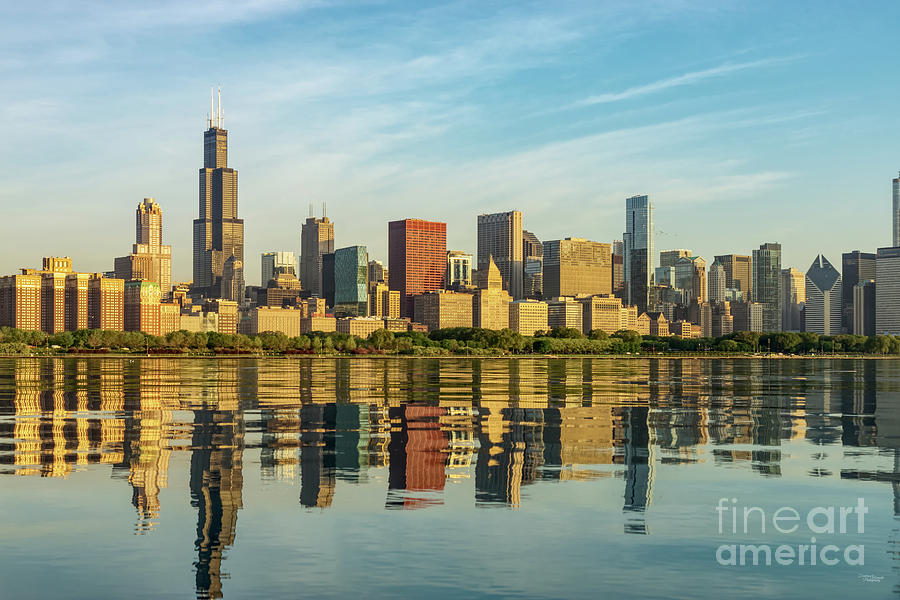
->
1, 357, 900, 598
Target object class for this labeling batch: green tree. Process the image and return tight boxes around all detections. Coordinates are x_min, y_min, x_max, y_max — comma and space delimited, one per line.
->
369, 329, 395, 350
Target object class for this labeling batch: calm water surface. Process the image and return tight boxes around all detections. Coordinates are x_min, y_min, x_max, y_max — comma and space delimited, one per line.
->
0, 357, 899, 599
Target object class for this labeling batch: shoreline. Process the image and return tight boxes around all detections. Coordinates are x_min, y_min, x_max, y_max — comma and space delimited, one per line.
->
0, 353, 897, 360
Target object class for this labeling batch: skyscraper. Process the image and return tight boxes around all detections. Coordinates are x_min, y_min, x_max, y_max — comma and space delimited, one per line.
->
115, 198, 173, 293
300, 214, 335, 297
523, 230, 543, 299
624, 195, 653, 313
841, 250, 876, 334
477, 211, 523, 299
659, 249, 691, 268
708, 260, 726, 304
192, 90, 244, 302
388, 219, 447, 318
876, 246, 900, 335
334, 245, 369, 317
752, 243, 782, 332
713, 254, 753, 300
446, 251, 473, 289
893, 171, 900, 247
781, 267, 805, 332
804, 255, 841, 336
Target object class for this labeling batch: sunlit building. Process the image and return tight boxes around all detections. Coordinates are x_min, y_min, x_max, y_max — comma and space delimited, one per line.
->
542, 238, 612, 299
509, 300, 548, 336
477, 210, 523, 299
804, 254, 841, 336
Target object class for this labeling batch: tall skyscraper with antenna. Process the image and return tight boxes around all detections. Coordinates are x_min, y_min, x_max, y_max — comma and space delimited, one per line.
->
300, 204, 335, 298
192, 88, 245, 302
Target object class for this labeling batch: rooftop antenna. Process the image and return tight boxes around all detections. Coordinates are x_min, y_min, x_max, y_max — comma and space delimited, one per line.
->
217, 86, 223, 129
208, 87, 214, 128
323, 201, 326, 219
308, 203, 314, 218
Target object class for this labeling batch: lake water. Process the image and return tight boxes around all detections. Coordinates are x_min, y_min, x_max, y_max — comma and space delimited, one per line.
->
0, 357, 898, 599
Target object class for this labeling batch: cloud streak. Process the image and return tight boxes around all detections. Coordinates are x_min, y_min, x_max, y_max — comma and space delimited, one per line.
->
571, 56, 801, 107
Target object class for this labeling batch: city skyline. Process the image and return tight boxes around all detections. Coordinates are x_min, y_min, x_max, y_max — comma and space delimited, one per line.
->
2, 2, 899, 285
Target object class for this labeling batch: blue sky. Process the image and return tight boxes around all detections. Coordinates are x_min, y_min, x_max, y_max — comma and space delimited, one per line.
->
1, 1, 898, 285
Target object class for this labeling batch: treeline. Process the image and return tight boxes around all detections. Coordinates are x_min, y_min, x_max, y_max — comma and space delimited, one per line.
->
1, 326, 900, 356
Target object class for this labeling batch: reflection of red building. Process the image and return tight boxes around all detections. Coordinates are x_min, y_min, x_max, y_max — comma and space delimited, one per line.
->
388, 219, 447, 318
387, 405, 448, 509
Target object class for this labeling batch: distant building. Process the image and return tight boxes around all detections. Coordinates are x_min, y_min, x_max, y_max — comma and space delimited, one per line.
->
124, 280, 161, 335
752, 243, 782, 332
580, 295, 633, 335
250, 307, 302, 336
714, 254, 753, 301
708, 260, 726, 304
853, 280, 876, 336
731, 301, 763, 333
781, 267, 806, 332
389, 219, 447, 318
115, 198, 173, 294
542, 238, 612, 299
159, 302, 180, 335
842, 251, 876, 334
711, 302, 734, 338
192, 99, 244, 302
674, 256, 706, 303
624, 195, 653, 313
446, 251, 473, 289
473, 257, 511, 330
893, 171, 900, 247
88, 274, 124, 331
477, 210, 523, 299
876, 246, 900, 335
523, 230, 543, 299
368, 282, 400, 319
301, 315, 337, 334
368, 260, 386, 284
646, 312, 669, 337
206, 299, 238, 334
804, 255, 842, 336
300, 215, 335, 297
655, 266, 676, 288
321, 252, 335, 308
413, 290, 473, 331
334, 246, 369, 317
0, 272, 41, 331
547, 297, 583, 332
659, 249, 691, 268
336, 317, 385, 338
261, 251, 296, 287
509, 300, 547, 336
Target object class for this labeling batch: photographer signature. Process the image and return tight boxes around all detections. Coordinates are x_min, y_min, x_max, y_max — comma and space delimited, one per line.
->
858, 574, 884, 584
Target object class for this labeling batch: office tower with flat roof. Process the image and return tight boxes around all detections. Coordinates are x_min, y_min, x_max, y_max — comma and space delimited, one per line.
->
300, 214, 335, 297
334, 246, 369, 317
413, 290, 473, 331
388, 219, 447, 318
781, 267, 806, 332
261, 251, 296, 287
842, 250, 876, 334
853, 280, 876, 336
876, 246, 900, 335
508, 300, 548, 336
322, 252, 336, 309
64, 272, 90, 331
752, 243, 782, 332
88, 274, 124, 331
708, 260, 726, 304
193, 91, 244, 301
674, 256, 706, 303
116, 198, 173, 294
714, 254, 753, 300
804, 255, 841, 335
0, 273, 41, 330
446, 251, 473, 289
624, 195, 653, 313
124, 280, 161, 335
542, 238, 612, 299
660, 249, 691, 268
477, 211, 523, 299
894, 172, 900, 247
547, 297, 583, 332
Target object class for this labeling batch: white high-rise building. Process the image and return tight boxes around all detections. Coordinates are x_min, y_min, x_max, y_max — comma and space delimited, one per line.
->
708, 260, 726, 304
804, 255, 841, 335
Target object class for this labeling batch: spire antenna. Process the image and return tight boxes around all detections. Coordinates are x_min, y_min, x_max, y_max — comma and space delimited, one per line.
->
217, 86, 223, 128
208, 87, 214, 128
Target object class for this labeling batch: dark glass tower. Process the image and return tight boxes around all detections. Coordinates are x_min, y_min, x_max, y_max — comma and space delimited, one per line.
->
193, 89, 245, 301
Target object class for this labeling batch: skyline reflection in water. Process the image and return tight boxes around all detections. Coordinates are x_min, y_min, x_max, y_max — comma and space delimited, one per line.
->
0, 357, 899, 599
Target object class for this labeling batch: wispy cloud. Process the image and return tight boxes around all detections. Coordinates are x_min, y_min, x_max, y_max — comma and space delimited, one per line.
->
571, 56, 801, 107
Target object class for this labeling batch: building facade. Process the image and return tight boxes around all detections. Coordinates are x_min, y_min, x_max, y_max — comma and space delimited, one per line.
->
446, 251, 473, 289
714, 254, 753, 301
624, 195, 653, 313
388, 219, 447, 318
334, 246, 369, 317
752, 243, 783, 332
841, 250, 876, 334
853, 280, 876, 336
523, 230, 543, 299
876, 246, 900, 335
477, 211, 523, 299
413, 290, 473, 331
708, 260, 726, 304
547, 297, 583, 332
472, 257, 511, 330
124, 280, 161, 336
781, 267, 806, 332
509, 300, 548, 336
261, 251, 296, 287
542, 238, 612, 300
